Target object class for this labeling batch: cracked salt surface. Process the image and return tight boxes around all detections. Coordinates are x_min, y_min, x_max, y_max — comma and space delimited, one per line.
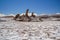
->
0, 18, 60, 40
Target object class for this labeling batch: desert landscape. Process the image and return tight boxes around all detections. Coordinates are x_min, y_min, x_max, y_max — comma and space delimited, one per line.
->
0, 9, 60, 40
0, 0, 60, 40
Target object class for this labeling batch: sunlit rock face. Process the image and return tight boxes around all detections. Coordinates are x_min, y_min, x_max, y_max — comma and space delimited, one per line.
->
0, 17, 60, 40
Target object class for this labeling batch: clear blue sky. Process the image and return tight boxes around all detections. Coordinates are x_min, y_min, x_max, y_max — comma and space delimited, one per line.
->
0, 0, 60, 15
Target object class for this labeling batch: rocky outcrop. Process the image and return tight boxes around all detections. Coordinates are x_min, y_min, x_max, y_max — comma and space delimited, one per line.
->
14, 14, 20, 20
31, 12, 36, 17
14, 9, 42, 22
25, 9, 29, 17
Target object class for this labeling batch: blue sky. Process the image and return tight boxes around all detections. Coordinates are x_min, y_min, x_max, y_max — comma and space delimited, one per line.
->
0, 0, 60, 15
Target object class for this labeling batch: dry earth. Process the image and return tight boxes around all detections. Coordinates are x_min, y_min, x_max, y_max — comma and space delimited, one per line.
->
0, 18, 60, 40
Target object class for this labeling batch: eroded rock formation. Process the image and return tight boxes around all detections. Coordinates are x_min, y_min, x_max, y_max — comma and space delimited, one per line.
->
25, 9, 29, 17
31, 12, 36, 17
14, 9, 42, 22
14, 14, 20, 20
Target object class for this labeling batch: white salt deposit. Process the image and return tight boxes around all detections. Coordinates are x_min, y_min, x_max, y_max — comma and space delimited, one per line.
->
0, 18, 60, 40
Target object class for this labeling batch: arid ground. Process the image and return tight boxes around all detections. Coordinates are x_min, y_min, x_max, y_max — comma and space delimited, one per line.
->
0, 17, 60, 40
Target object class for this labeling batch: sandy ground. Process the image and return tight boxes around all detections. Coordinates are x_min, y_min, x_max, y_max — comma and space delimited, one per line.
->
0, 18, 60, 40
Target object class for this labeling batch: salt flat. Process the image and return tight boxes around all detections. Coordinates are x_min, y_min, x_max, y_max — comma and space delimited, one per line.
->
0, 18, 60, 40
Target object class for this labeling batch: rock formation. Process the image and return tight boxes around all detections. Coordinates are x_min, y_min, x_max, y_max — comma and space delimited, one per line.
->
25, 9, 29, 17
14, 9, 42, 22
31, 12, 36, 17
14, 14, 20, 20
21, 14, 25, 17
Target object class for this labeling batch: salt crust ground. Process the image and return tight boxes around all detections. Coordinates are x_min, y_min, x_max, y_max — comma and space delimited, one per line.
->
0, 18, 60, 40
